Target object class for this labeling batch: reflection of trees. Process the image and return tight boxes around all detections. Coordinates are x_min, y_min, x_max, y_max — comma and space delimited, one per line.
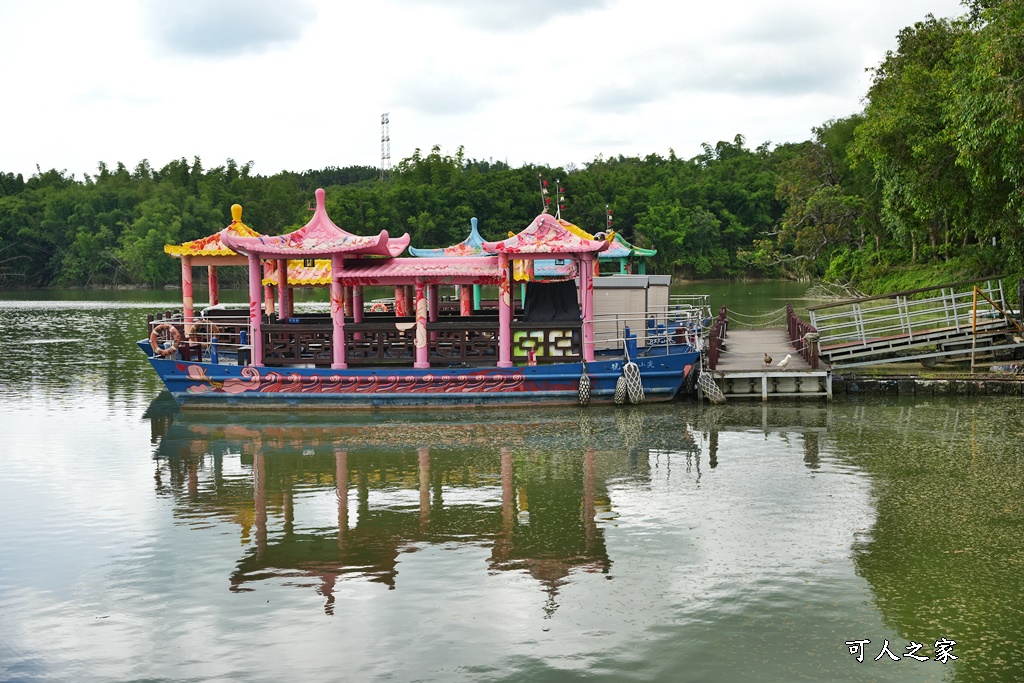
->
835, 403, 1024, 683
1, 302, 171, 404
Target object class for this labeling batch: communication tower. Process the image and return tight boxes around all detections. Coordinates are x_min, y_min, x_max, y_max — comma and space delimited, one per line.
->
380, 113, 392, 183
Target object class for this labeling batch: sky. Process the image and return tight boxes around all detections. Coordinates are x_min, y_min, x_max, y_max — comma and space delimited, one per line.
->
0, 0, 967, 180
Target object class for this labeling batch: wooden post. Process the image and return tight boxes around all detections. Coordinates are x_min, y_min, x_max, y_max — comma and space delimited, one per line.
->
971, 285, 978, 373
1018, 278, 1024, 327
460, 285, 472, 316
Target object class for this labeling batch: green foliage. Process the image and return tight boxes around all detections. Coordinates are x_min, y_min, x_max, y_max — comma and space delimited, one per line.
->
947, 0, 1024, 273
852, 15, 973, 264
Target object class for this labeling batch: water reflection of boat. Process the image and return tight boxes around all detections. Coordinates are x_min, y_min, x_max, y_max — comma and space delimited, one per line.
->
148, 406, 662, 614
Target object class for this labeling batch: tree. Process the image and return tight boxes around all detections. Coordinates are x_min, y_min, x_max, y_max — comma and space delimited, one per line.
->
947, 0, 1024, 271
853, 15, 973, 263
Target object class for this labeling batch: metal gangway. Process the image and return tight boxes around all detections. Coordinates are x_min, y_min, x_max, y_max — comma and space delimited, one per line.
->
807, 277, 1024, 368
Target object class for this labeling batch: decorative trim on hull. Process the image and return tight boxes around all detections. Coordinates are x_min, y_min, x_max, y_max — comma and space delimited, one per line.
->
144, 349, 698, 409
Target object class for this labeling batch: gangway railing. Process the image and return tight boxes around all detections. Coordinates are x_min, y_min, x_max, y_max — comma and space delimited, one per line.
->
786, 304, 819, 370
806, 277, 1021, 366
704, 306, 728, 370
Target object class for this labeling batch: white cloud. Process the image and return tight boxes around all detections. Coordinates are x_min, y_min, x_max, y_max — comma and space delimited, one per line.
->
391, 0, 613, 32
141, 0, 319, 58
0, 0, 966, 178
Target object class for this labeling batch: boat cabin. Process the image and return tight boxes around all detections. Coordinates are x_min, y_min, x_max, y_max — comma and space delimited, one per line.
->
201, 188, 610, 370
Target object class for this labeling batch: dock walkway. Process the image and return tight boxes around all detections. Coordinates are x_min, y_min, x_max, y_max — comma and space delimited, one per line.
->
708, 328, 832, 400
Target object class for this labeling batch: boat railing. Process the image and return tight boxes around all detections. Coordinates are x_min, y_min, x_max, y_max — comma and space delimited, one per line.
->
588, 307, 706, 356
669, 294, 711, 311
150, 305, 703, 367
148, 313, 252, 364
227, 316, 584, 367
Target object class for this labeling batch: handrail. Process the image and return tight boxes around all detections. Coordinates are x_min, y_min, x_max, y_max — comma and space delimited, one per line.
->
786, 304, 819, 369
706, 306, 728, 370
806, 276, 1004, 311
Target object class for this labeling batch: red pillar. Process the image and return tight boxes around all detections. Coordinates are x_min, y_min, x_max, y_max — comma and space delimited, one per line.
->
181, 256, 194, 324
498, 254, 512, 368
207, 265, 219, 306
428, 284, 439, 341
247, 253, 264, 366
331, 255, 347, 369
581, 253, 596, 362
276, 259, 288, 319
414, 279, 429, 369
353, 287, 364, 323
394, 285, 406, 317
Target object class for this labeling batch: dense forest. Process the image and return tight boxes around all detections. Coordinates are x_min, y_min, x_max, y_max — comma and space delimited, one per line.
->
1, 0, 1021, 293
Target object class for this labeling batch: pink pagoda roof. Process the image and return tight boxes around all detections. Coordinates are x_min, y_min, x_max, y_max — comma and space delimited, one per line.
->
221, 188, 410, 259
164, 204, 260, 258
483, 213, 609, 255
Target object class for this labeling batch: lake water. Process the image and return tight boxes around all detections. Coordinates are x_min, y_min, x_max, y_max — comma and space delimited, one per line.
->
1, 288, 1021, 682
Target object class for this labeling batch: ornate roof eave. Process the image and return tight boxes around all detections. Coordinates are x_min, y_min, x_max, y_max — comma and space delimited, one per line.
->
483, 213, 610, 256
409, 217, 488, 258
608, 232, 656, 258
163, 204, 260, 259
221, 188, 410, 259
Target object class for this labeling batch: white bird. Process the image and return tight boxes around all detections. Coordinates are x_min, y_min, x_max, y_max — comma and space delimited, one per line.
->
777, 353, 792, 371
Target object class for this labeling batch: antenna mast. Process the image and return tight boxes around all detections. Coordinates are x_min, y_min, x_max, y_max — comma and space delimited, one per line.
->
380, 113, 392, 183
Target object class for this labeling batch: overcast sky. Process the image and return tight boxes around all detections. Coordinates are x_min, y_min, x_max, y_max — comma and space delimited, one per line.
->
0, 0, 966, 180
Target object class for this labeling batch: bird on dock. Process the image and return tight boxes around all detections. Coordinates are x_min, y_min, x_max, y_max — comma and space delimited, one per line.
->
763, 353, 772, 368
777, 353, 792, 371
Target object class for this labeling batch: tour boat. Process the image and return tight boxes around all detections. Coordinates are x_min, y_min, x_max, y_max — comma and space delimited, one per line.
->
142, 189, 703, 408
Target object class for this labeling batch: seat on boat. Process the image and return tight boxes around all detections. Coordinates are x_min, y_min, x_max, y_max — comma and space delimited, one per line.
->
178, 341, 204, 362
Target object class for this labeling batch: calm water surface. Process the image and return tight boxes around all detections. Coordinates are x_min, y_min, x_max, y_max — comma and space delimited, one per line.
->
1, 288, 1022, 682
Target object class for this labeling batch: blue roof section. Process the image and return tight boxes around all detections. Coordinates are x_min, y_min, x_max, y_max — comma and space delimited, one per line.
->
409, 217, 488, 257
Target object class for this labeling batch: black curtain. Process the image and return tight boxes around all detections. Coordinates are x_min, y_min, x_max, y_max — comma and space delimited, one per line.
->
523, 280, 581, 322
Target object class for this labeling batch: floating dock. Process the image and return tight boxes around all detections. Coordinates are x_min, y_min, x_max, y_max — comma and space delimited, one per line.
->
706, 328, 832, 400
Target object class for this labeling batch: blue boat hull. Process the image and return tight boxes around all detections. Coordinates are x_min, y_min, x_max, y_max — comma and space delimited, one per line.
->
139, 341, 699, 409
